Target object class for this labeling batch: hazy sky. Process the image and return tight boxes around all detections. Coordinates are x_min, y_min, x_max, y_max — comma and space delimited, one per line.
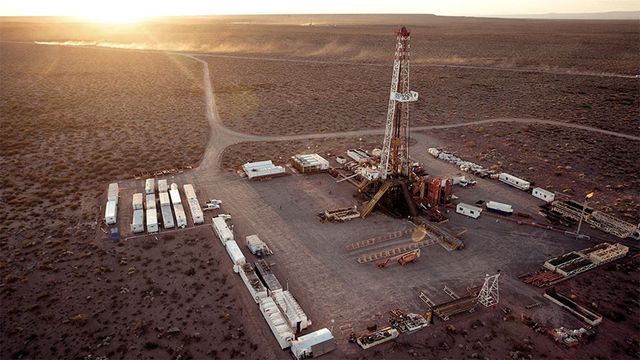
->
2, 0, 639, 17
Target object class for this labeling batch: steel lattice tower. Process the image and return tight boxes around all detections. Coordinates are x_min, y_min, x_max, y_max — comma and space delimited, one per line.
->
477, 273, 500, 307
379, 26, 419, 180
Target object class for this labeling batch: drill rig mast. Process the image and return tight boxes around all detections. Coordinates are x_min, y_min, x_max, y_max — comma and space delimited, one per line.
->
360, 27, 419, 218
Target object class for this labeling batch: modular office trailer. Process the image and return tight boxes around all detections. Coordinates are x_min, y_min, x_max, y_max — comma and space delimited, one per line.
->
456, 202, 482, 219
145, 178, 155, 195
131, 209, 144, 233
157, 179, 168, 193
212, 216, 234, 244
146, 208, 159, 233
107, 183, 119, 204
532, 187, 555, 202
486, 201, 513, 216
105, 200, 117, 225
498, 173, 530, 191
158, 192, 174, 229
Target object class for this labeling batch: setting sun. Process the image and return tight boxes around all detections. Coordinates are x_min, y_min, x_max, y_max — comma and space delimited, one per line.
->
72, 1, 148, 23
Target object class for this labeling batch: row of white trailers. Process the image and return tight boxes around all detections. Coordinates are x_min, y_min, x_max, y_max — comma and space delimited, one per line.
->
130, 179, 204, 234
211, 215, 336, 359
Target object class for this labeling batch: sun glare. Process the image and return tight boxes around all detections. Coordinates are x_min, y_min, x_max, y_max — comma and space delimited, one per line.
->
75, 2, 148, 24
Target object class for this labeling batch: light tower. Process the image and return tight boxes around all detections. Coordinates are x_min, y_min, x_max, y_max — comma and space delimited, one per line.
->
379, 26, 419, 180
359, 26, 419, 218
477, 273, 500, 307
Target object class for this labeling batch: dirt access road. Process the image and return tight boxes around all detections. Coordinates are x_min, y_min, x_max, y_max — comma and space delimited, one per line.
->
181, 53, 639, 176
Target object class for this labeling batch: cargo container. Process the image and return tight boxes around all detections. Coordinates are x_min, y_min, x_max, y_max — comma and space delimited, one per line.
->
105, 200, 117, 225
291, 328, 336, 360
159, 192, 171, 207
145, 178, 155, 195
532, 187, 555, 202
107, 183, 119, 204
146, 208, 158, 233
161, 204, 174, 229
456, 202, 482, 219
212, 216, 234, 244
132, 193, 143, 210
131, 209, 144, 233
239, 263, 268, 303
272, 290, 311, 333
498, 173, 530, 191
183, 184, 197, 200
225, 240, 246, 273
158, 179, 168, 193
186, 198, 204, 224
486, 201, 513, 216
145, 193, 156, 210
169, 189, 182, 205
259, 297, 294, 349
173, 204, 187, 228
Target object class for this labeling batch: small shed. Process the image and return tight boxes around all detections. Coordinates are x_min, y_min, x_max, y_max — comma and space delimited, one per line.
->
291, 328, 336, 359
456, 202, 482, 219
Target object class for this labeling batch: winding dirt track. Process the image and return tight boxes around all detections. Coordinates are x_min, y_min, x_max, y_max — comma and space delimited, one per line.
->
184, 54, 640, 174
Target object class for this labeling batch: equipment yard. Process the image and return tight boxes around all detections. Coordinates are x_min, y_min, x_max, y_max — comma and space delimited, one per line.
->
1, 14, 638, 360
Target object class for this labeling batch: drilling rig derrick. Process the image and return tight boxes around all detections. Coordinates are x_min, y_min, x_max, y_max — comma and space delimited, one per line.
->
360, 26, 419, 219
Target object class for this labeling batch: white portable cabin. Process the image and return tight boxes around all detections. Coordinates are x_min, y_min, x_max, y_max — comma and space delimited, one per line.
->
146, 208, 158, 233
132, 193, 143, 210
183, 184, 197, 201
105, 200, 117, 225
225, 240, 246, 273
187, 198, 204, 224
259, 297, 294, 349
145, 193, 156, 210
169, 189, 182, 205
486, 201, 513, 215
242, 160, 286, 179
107, 183, 119, 204
173, 204, 187, 228
291, 328, 336, 360
144, 178, 155, 195
498, 173, 530, 191
131, 209, 144, 233
272, 290, 311, 333
212, 216, 234, 244
157, 179, 168, 193
532, 187, 555, 202
456, 202, 482, 219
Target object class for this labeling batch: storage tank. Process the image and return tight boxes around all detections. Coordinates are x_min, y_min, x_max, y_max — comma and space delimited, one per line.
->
105, 200, 117, 225
146, 208, 158, 233
132, 193, 143, 210
183, 184, 197, 201
107, 183, 119, 204
145, 178, 155, 195
145, 193, 156, 210
131, 209, 144, 233
158, 179, 168, 193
